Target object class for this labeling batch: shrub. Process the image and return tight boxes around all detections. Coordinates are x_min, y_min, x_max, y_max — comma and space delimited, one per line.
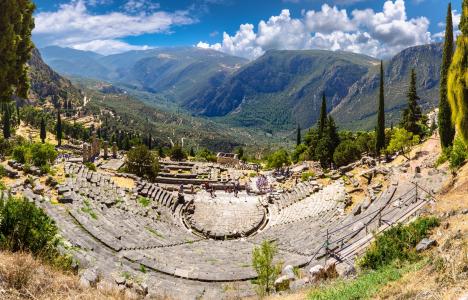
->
449, 137, 467, 170
358, 217, 439, 270
266, 149, 291, 169
138, 196, 151, 207
386, 128, 420, 159
195, 148, 217, 162
126, 145, 160, 181
12, 143, 57, 173
251, 240, 282, 296
0, 195, 72, 269
84, 162, 97, 171
291, 144, 308, 163
301, 171, 315, 182
0, 165, 7, 177
170, 144, 187, 161
333, 140, 361, 167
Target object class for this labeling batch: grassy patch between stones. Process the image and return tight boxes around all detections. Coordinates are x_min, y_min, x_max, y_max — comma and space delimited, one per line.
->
308, 260, 426, 300
81, 199, 97, 220
145, 227, 164, 239
138, 196, 151, 207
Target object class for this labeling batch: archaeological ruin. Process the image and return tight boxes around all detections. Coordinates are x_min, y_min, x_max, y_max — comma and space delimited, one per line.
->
5, 139, 449, 299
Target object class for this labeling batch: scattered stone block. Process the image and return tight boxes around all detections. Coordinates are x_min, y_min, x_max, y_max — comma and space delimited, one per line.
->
416, 238, 436, 252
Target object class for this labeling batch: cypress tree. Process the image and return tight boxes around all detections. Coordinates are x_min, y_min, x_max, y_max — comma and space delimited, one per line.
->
40, 116, 46, 143
148, 133, 152, 150
14, 0, 35, 99
318, 93, 327, 138
376, 61, 386, 154
56, 110, 62, 146
400, 69, 422, 136
439, 3, 456, 148
2, 104, 11, 139
447, 0, 468, 145
296, 125, 301, 146
16, 101, 20, 124
0, 0, 35, 139
327, 116, 340, 157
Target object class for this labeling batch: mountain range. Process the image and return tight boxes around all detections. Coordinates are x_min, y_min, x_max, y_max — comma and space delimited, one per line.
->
39, 43, 443, 133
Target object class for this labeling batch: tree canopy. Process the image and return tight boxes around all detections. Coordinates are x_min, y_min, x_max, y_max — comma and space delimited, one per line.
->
447, 0, 468, 145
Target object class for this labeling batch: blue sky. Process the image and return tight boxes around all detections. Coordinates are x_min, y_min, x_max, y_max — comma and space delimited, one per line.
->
32, 0, 462, 58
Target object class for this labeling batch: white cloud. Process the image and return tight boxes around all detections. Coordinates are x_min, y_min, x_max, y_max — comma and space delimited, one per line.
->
198, 0, 432, 59
33, 0, 194, 54
433, 10, 461, 40
71, 39, 152, 55
123, 0, 160, 13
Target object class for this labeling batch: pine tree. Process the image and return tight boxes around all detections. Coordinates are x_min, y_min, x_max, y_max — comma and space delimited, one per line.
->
438, 3, 456, 148
56, 110, 62, 146
40, 116, 46, 143
318, 93, 327, 138
447, 0, 468, 145
400, 69, 422, 136
296, 125, 301, 146
376, 61, 386, 154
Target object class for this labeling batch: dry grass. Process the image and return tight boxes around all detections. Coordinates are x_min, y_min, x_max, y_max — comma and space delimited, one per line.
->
0, 251, 138, 300
15, 122, 62, 146
111, 176, 136, 190
374, 164, 468, 300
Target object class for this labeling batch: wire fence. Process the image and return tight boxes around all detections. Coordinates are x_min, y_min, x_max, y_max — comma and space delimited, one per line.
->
307, 182, 437, 265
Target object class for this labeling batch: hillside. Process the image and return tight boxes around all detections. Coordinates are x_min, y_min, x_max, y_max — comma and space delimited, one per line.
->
40, 46, 247, 106
39, 44, 443, 135
185, 49, 378, 131
26, 48, 277, 152
332, 43, 443, 130
27, 48, 83, 106
191, 44, 442, 132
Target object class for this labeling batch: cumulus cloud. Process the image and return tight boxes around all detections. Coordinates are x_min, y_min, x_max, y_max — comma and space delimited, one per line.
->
34, 0, 195, 54
198, 0, 432, 59
72, 39, 152, 55
433, 10, 462, 40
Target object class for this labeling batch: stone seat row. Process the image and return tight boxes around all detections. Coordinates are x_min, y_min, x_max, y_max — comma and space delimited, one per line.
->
272, 180, 323, 211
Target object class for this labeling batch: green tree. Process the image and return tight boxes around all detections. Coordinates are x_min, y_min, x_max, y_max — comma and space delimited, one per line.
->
189, 146, 195, 157
0, 0, 35, 138
439, 3, 456, 148
126, 145, 160, 181
291, 143, 308, 163
235, 146, 244, 161
318, 93, 327, 138
386, 128, 420, 160
327, 116, 340, 157
2, 104, 11, 139
251, 240, 282, 296
170, 143, 187, 161
376, 61, 386, 154
40, 116, 46, 143
400, 69, 423, 136
333, 140, 361, 167
266, 148, 291, 169
296, 124, 301, 146
55, 110, 62, 146
447, 0, 468, 145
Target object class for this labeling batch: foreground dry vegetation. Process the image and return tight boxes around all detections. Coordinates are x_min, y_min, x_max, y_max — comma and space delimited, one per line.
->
0, 251, 135, 300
